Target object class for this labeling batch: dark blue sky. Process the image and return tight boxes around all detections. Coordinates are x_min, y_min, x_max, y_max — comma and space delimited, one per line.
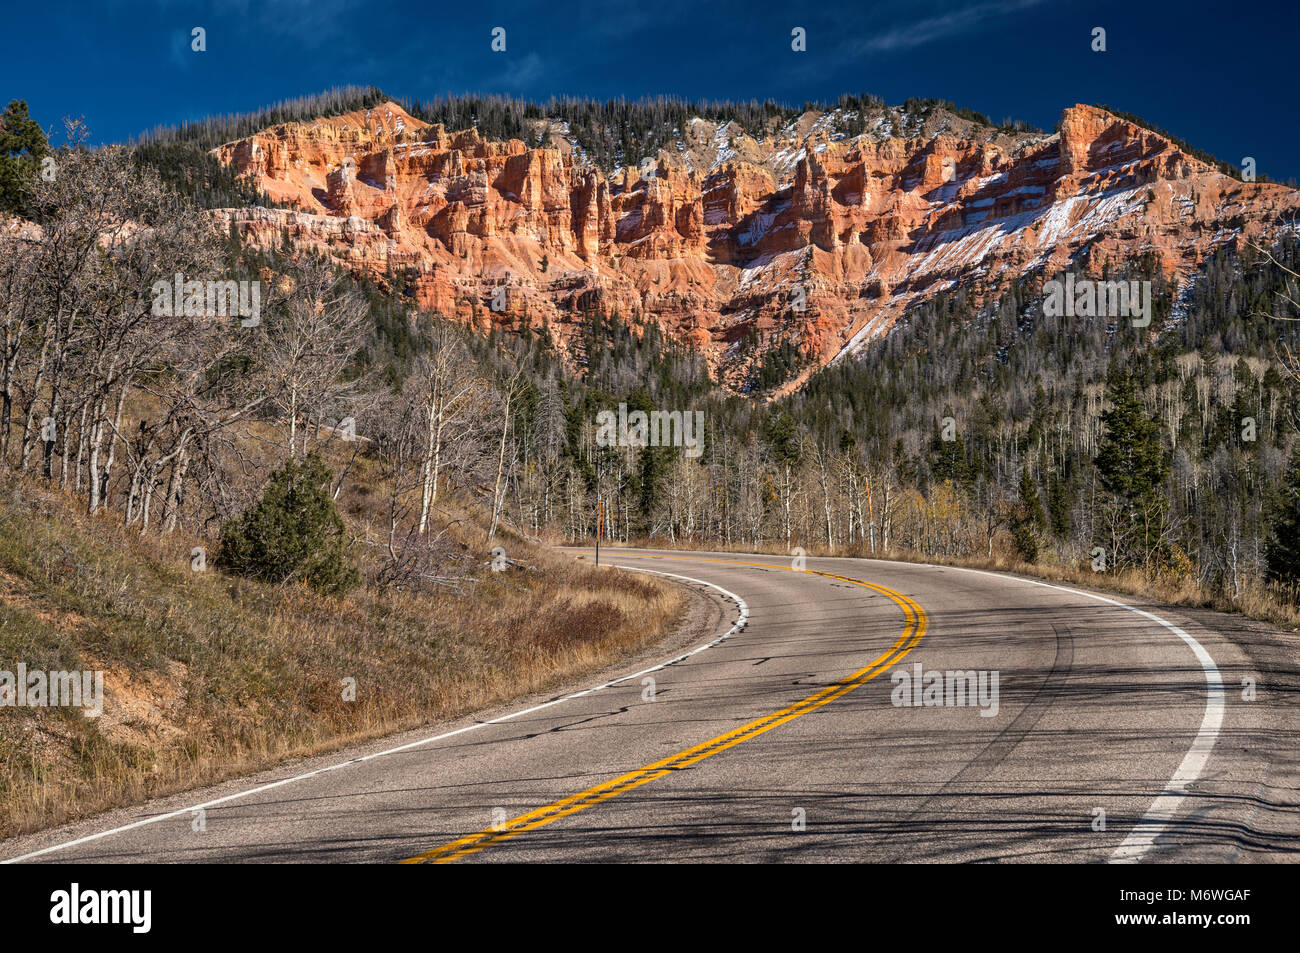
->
4, 0, 1297, 180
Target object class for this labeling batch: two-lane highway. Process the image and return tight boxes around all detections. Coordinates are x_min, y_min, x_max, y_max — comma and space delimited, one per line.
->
1, 549, 1289, 863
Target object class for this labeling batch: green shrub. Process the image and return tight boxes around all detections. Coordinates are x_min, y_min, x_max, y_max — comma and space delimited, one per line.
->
216, 454, 359, 596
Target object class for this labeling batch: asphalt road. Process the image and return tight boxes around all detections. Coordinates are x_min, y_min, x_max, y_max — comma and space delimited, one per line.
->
3, 548, 1296, 864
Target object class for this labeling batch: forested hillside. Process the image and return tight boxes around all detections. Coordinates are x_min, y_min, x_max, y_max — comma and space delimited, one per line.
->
4, 91, 1300, 628
472, 238, 1300, 613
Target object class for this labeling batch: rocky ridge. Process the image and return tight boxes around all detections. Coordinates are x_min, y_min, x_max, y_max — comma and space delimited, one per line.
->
210, 100, 1300, 391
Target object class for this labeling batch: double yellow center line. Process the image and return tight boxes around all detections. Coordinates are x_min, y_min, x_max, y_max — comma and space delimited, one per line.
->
400, 554, 927, 864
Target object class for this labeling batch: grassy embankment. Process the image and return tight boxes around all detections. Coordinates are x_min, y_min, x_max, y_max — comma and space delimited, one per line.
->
0, 468, 685, 838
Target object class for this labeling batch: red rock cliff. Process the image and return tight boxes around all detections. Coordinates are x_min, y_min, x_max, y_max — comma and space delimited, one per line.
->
210, 101, 1300, 392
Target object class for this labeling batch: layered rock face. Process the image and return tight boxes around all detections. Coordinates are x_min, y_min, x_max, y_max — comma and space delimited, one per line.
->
211, 101, 1300, 391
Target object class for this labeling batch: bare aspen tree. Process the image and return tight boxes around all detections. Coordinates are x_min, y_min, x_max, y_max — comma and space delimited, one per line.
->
486, 366, 527, 544
262, 258, 369, 458
411, 321, 483, 534
0, 224, 39, 460
811, 439, 835, 547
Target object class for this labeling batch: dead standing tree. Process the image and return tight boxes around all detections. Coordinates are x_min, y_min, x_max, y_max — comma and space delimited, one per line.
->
4, 122, 227, 520
410, 321, 484, 535
261, 257, 370, 459
486, 364, 527, 545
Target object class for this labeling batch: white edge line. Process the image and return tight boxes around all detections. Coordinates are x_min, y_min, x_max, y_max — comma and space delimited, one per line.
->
2, 565, 749, 864
899, 560, 1224, 863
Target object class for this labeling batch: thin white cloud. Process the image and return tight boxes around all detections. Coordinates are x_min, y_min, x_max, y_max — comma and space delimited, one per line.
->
210, 0, 367, 50
167, 26, 195, 71
850, 0, 1045, 54
489, 52, 546, 90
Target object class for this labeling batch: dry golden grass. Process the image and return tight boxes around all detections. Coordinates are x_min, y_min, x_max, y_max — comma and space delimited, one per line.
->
0, 473, 685, 838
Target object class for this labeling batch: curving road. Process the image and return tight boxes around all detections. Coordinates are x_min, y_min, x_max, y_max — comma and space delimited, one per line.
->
3, 548, 1297, 864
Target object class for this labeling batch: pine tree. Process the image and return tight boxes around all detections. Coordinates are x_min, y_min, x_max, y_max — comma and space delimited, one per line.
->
1094, 369, 1170, 569
0, 100, 49, 216
1011, 466, 1046, 562
929, 419, 972, 487
216, 454, 359, 595
1096, 370, 1167, 503
1047, 470, 1071, 537
1265, 448, 1300, 589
